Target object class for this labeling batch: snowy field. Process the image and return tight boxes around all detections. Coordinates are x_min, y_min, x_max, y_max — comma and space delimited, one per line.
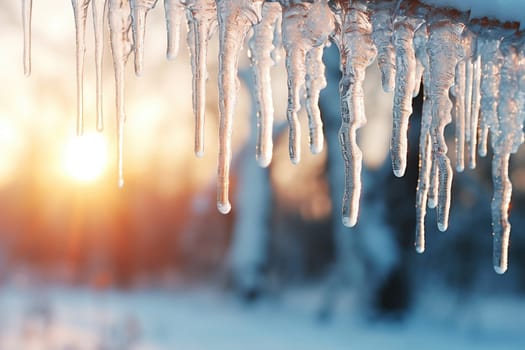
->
0, 285, 524, 350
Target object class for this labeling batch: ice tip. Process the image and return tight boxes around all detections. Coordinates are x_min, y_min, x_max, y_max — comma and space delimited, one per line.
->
166, 52, 177, 61
494, 264, 507, 275
310, 142, 324, 155
118, 178, 125, 189
437, 222, 448, 232
257, 156, 272, 168
415, 245, 425, 254
427, 198, 437, 209
342, 216, 357, 228
456, 164, 464, 172
290, 156, 300, 165
195, 150, 205, 158
393, 168, 405, 178
217, 201, 231, 215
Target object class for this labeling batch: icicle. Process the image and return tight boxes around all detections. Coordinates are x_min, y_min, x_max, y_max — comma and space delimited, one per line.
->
164, 0, 185, 60
108, 0, 133, 188
22, 0, 32, 76
414, 23, 431, 252
185, 0, 217, 157
390, 9, 424, 177
452, 47, 466, 172
216, 0, 263, 214
474, 21, 515, 158
304, 1, 334, 155
460, 30, 476, 169
426, 12, 464, 232
490, 36, 523, 274
130, 0, 158, 76
248, 2, 281, 168
93, 0, 106, 132
427, 160, 438, 208
469, 54, 481, 168
370, 0, 396, 93
71, 0, 91, 136
305, 44, 327, 155
336, 0, 377, 227
281, 0, 334, 163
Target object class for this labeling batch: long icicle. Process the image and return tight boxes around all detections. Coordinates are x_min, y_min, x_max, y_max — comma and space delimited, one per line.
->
305, 44, 327, 155
453, 57, 466, 172
108, 0, 133, 188
281, 0, 333, 163
216, 0, 263, 214
390, 15, 422, 177
93, 0, 106, 131
22, 0, 33, 77
469, 54, 481, 168
282, 3, 308, 164
426, 13, 464, 232
130, 0, 159, 76
71, 0, 91, 136
491, 36, 522, 274
370, 0, 396, 93
414, 23, 431, 253
304, 1, 334, 155
337, 0, 377, 227
185, 0, 217, 157
164, 0, 185, 60
249, 2, 281, 167
462, 30, 475, 169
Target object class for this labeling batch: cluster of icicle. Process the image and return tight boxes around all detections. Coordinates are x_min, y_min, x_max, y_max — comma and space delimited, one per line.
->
20, 0, 525, 274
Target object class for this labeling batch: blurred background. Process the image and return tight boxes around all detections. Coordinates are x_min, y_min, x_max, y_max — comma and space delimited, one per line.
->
0, 0, 524, 349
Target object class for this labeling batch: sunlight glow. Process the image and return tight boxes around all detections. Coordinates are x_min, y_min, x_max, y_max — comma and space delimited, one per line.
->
62, 133, 108, 183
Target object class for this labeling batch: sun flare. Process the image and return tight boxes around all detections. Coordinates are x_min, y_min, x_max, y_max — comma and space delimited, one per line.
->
62, 133, 109, 183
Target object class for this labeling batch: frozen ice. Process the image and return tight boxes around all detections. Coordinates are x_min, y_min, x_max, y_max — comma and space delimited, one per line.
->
19, 0, 525, 273
281, 0, 334, 164
108, 0, 133, 188
131, 0, 159, 76
184, 0, 217, 157
22, 0, 32, 77
216, 0, 263, 213
164, 0, 185, 60
249, 2, 281, 167
336, 0, 377, 227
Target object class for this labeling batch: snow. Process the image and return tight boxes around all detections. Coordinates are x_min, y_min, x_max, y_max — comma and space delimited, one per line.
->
0, 285, 524, 349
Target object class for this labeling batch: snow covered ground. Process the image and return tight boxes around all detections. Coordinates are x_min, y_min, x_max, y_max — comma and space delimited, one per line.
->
0, 285, 524, 350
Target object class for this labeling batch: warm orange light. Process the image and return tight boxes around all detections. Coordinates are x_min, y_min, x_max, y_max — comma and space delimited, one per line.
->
62, 132, 108, 183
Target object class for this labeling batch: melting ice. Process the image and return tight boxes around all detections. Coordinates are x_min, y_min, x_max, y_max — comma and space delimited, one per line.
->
19, 0, 525, 273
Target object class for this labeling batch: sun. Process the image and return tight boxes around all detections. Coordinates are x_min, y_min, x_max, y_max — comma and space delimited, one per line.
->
62, 133, 109, 183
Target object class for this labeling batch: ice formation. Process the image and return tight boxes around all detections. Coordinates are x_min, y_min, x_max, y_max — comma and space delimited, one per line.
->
19, 0, 525, 273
